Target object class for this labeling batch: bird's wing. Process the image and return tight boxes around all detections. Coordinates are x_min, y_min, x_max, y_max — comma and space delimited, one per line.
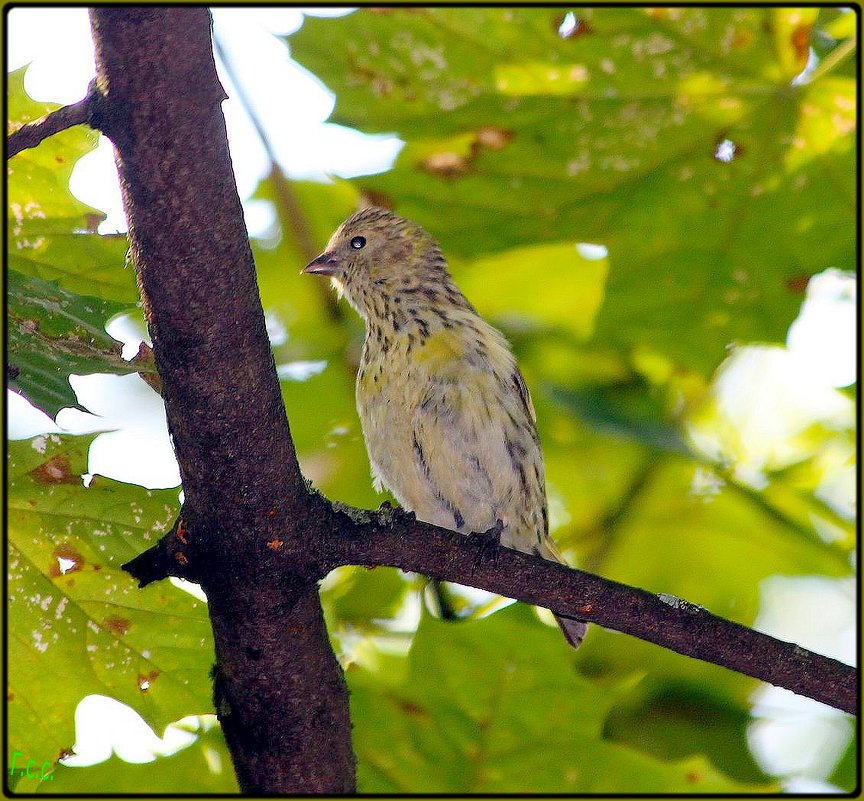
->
408, 370, 501, 534
409, 362, 548, 553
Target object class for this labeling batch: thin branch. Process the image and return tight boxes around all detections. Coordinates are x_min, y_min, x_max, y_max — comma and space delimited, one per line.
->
338, 511, 858, 716
212, 34, 320, 264
799, 35, 856, 85
125, 500, 858, 717
212, 30, 344, 322
7, 95, 91, 159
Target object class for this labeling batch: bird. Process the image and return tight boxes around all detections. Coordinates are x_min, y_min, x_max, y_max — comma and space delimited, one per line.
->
303, 206, 586, 648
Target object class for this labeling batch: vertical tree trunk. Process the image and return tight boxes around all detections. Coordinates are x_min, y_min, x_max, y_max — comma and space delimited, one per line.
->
88, 8, 356, 792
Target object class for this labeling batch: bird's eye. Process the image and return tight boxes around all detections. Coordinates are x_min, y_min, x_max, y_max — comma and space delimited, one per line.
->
350, 236, 366, 250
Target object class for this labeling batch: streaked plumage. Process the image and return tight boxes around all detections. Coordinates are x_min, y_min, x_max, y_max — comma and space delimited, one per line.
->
304, 206, 585, 648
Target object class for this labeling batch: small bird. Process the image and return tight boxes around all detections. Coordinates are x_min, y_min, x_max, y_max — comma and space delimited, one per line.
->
304, 206, 586, 648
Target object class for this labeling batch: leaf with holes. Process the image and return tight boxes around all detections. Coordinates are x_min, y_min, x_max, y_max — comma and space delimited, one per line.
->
288, 7, 855, 373
7, 269, 146, 419
7, 67, 136, 302
6, 434, 214, 769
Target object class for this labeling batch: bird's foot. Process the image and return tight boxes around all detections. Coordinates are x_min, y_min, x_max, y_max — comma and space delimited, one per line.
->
471, 519, 504, 574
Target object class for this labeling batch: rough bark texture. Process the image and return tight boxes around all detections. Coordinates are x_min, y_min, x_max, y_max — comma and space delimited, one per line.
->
7, 94, 90, 158
128, 501, 858, 717
87, 8, 355, 793
39, 6, 853, 793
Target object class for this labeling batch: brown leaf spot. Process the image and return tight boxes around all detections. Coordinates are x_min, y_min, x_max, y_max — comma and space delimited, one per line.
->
419, 151, 470, 179
49, 543, 85, 576
58, 747, 75, 762
791, 24, 812, 62
785, 274, 810, 294
730, 30, 754, 50
83, 212, 104, 233
686, 771, 702, 783
475, 126, 514, 151
349, 64, 394, 97
103, 616, 131, 636
54, 154, 65, 164
30, 456, 80, 485
361, 190, 395, 210
390, 695, 429, 719
137, 670, 160, 692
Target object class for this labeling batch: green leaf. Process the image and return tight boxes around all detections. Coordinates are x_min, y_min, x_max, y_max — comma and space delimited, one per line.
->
326, 566, 410, 630
7, 67, 137, 302
33, 723, 238, 794
288, 8, 855, 374
455, 240, 608, 339
828, 728, 857, 793
7, 269, 142, 418
6, 435, 215, 771
548, 379, 693, 457
603, 678, 771, 784
348, 604, 772, 792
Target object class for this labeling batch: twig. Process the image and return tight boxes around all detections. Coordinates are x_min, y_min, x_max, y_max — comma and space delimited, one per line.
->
798, 35, 856, 85
212, 30, 344, 321
211, 32, 319, 263
7, 96, 90, 159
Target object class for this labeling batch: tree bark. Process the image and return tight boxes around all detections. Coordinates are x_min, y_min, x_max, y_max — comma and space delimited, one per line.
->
67, 6, 857, 794
127, 502, 858, 717
87, 8, 355, 793
7, 95, 90, 158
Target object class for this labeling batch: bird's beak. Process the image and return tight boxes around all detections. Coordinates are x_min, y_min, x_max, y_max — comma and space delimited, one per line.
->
302, 252, 342, 277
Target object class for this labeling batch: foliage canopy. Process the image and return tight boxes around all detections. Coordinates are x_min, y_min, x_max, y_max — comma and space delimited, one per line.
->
6, 7, 856, 793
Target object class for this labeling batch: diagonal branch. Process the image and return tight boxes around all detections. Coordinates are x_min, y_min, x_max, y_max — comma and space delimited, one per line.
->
125, 499, 858, 717
331, 510, 858, 716
7, 91, 93, 159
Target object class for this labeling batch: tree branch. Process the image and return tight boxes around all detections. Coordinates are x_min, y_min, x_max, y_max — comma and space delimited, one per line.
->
91, 8, 856, 794
126, 498, 858, 717
330, 510, 858, 716
211, 30, 343, 322
7, 94, 92, 159
88, 8, 354, 793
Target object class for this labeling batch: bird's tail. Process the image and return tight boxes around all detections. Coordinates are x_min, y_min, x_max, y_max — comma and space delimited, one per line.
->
538, 535, 589, 650
555, 614, 588, 649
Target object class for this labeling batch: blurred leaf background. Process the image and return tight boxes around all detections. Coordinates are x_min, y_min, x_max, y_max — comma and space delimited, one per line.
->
6, 7, 856, 794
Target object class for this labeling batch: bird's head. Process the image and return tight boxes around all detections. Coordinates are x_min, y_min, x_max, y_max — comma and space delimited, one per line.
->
303, 206, 450, 319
